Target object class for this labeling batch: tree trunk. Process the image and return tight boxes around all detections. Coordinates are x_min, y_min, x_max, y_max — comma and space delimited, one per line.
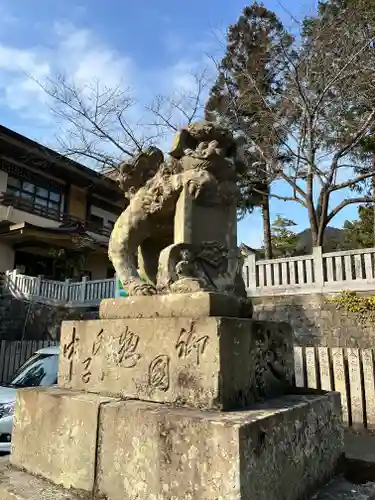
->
307, 203, 320, 250
313, 185, 330, 250
261, 191, 272, 259
316, 210, 328, 249
372, 151, 375, 246
315, 227, 325, 248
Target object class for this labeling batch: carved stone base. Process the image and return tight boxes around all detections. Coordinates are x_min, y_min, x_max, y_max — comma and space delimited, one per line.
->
11, 388, 116, 491
100, 291, 253, 319
59, 316, 293, 410
7, 391, 344, 500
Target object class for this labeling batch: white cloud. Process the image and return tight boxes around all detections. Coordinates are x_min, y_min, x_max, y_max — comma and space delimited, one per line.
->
0, 44, 51, 123
0, 12, 215, 156
0, 20, 137, 134
52, 22, 133, 89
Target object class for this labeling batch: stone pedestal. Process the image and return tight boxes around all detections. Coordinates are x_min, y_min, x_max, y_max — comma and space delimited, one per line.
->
9, 389, 343, 500
0, 293, 345, 500
58, 311, 294, 410
96, 393, 342, 500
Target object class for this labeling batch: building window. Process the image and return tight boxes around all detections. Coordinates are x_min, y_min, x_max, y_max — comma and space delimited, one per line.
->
89, 213, 104, 228
6, 177, 62, 218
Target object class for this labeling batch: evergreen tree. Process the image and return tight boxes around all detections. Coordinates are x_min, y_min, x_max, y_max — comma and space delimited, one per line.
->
344, 205, 374, 249
205, 2, 293, 258
207, 0, 375, 251
270, 215, 298, 257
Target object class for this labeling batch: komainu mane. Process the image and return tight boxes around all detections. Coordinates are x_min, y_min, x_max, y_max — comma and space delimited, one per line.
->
108, 120, 247, 301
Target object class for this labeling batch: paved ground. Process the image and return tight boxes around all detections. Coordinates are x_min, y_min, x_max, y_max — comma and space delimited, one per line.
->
307, 432, 375, 499
310, 476, 375, 499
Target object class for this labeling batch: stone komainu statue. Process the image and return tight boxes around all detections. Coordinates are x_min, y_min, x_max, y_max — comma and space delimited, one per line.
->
108, 120, 248, 301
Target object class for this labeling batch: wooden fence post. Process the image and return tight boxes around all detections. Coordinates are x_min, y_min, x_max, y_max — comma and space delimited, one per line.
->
244, 254, 257, 293
33, 275, 42, 297
312, 246, 324, 292
80, 276, 88, 302
10, 269, 19, 296
64, 279, 71, 301
3, 271, 10, 291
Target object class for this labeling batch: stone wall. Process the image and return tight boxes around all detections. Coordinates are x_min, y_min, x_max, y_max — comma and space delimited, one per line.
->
3, 291, 374, 346
0, 294, 98, 340
253, 293, 375, 348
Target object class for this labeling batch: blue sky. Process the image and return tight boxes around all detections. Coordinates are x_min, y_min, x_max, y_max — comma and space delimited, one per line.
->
0, 0, 360, 248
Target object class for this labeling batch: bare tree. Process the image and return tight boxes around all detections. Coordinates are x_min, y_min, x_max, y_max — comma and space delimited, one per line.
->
146, 70, 209, 136
33, 70, 209, 179
34, 75, 153, 170
207, 1, 375, 247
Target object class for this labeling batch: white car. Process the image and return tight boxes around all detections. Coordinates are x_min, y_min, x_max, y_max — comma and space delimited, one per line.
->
0, 345, 59, 453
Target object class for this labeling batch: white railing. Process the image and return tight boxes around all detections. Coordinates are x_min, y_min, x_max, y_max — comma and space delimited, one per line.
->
4, 270, 116, 307
243, 246, 375, 296
5, 244, 375, 305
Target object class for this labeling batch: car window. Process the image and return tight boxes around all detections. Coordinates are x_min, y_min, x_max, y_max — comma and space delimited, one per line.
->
10, 354, 59, 388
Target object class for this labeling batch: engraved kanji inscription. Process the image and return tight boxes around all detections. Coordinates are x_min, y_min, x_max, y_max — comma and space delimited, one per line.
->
62, 327, 79, 382
81, 357, 92, 384
92, 329, 104, 356
149, 355, 170, 391
175, 325, 209, 365
117, 327, 141, 368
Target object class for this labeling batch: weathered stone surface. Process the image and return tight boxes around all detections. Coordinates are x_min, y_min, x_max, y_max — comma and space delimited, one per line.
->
157, 183, 248, 297
11, 387, 115, 491
0, 458, 83, 500
108, 120, 246, 297
100, 292, 251, 319
0, 294, 98, 341
174, 184, 237, 248
59, 317, 294, 410
96, 392, 343, 500
252, 293, 375, 348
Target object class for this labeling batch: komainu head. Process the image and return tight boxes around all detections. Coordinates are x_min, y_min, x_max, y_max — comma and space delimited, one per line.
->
117, 146, 165, 200
169, 120, 245, 182
114, 120, 244, 199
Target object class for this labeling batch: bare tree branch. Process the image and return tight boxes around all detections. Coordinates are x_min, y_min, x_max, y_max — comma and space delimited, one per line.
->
146, 70, 209, 133
330, 170, 375, 192
327, 197, 375, 224
27, 68, 209, 177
